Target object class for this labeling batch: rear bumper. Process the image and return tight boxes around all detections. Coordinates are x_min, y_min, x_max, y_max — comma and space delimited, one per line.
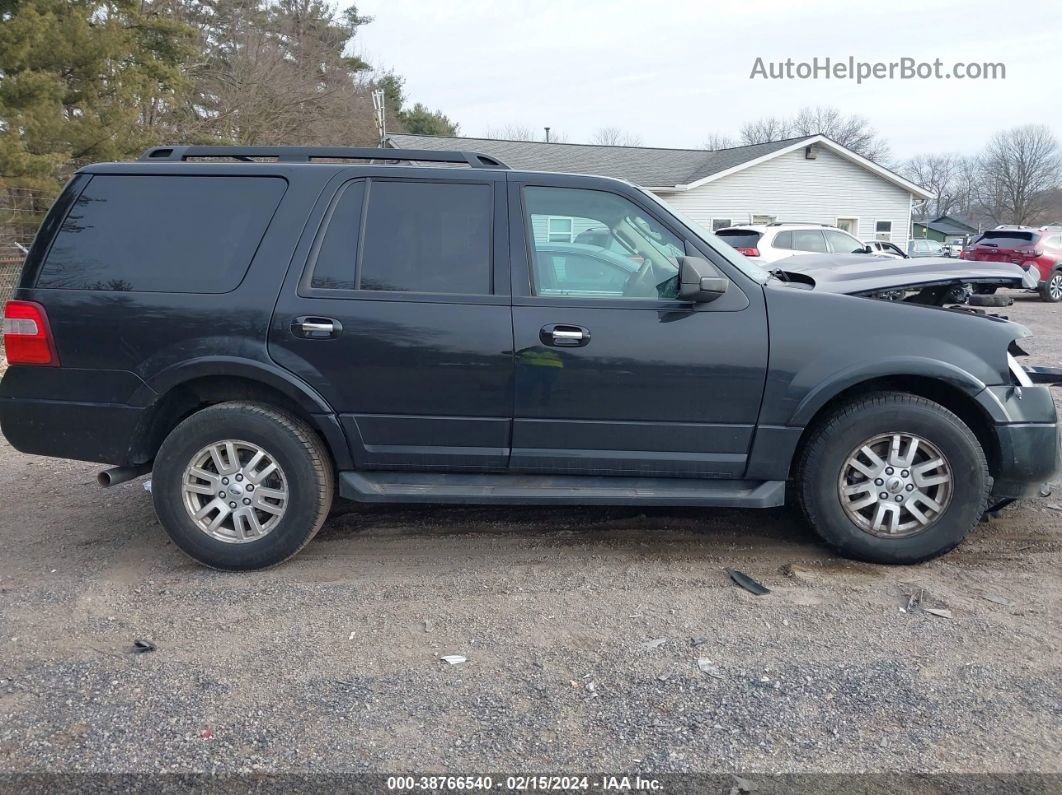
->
0, 396, 148, 465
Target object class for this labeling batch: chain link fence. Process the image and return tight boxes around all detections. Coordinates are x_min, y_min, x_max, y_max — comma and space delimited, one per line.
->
0, 256, 25, 362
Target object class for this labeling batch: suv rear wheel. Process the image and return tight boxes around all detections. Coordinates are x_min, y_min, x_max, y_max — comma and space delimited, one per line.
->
797, 392, 989, 564
1040, 269, 1062, 303
152, 401, 333, 570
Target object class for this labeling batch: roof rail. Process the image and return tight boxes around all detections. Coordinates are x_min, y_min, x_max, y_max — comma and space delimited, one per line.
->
766, 221, 831, 227
137, 146, 509, 169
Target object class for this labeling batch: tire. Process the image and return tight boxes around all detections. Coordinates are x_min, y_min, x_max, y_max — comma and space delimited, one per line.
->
796, 392, 990, 565
152, 401, 333, 570
968, 293, 1012, 307
1039, 270, 1062, 302
941, 284, 968, 305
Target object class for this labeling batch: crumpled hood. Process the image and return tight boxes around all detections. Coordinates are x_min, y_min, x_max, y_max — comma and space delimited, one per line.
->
771, 253, 1037, 294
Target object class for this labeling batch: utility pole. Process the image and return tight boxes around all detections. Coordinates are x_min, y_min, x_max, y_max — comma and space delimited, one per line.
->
544, 127, 550, 143
372, 89, 386, 146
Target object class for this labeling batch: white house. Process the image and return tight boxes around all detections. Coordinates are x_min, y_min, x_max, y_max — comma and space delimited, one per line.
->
387, 133, 932, 247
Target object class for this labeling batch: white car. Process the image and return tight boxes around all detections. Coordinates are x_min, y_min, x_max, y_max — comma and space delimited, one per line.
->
715, 223, 872, 264
864, 240, 908, 259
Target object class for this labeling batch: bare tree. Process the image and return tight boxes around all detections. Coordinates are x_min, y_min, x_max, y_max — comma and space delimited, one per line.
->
900, 153, 961, 218
740, 106, 890, 163
702, 132, 737, 150
591, 127, 643, 147
739, 116, 793, 146
977, 124, 1062, 225
484, 124, 568, 143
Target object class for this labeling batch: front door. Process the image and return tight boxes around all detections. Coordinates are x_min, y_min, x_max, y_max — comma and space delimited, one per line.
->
508, 177, 769, 479
270, 170, 513, 471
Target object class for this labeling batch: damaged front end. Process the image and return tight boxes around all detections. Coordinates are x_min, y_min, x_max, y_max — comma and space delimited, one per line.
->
772, 253, 1037, 307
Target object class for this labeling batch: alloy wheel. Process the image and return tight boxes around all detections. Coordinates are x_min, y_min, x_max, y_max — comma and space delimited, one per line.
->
181, 440, 288, 543
838, 432, 953, 538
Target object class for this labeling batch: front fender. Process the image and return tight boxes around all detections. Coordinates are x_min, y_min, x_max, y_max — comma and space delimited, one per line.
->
789, 355, 987, 427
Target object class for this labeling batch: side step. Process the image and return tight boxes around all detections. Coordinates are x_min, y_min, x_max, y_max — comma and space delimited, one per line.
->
338, 471, 785, 508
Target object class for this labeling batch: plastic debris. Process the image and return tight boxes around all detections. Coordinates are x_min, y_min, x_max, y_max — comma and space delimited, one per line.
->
440, 655, 466, 665
690, 636, 707, 647
697, 658, 725, 679
131, 639, 156, 654
642, 638, 666, 651
726, 568, 770, 595
924, 608, 953, 619
143, 479, 152, 493
984, 595, 1012, 606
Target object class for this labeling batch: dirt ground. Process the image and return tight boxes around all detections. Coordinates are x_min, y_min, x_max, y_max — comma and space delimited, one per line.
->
0, 291, 1060, 779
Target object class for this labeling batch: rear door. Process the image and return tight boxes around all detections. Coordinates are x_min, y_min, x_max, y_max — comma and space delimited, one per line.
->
269, 169, 514, 472
507, 176, 769, 478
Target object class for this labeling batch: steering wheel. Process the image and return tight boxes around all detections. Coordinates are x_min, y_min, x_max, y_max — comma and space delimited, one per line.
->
623, 257, 657, 298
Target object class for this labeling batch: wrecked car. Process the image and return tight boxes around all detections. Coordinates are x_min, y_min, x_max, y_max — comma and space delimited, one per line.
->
768, 252, 1039, 306
1, 145, 1059, 570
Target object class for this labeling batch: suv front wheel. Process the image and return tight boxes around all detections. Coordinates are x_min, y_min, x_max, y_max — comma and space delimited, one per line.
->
797, 392, 990, 564
152, 401, 334, 570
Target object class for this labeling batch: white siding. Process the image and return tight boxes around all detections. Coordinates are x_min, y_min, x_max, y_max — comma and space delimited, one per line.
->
531, 214, 602, 244
656, 147, 914, 247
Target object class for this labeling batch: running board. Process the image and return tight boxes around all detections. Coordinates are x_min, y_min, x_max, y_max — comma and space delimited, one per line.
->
338, 471, 785, 508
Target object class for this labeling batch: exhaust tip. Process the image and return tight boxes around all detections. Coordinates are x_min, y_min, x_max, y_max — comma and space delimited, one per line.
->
97, 470, 112, 487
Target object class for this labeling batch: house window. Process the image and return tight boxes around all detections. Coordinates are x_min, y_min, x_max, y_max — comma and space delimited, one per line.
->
751, 214, 776, 225
835, 217, 859, 236
547, 217, 573, 243
711, 218, 733, 231
875, 220, 893, 241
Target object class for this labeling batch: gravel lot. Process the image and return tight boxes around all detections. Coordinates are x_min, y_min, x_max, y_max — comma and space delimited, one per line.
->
0, 291, 1060, 778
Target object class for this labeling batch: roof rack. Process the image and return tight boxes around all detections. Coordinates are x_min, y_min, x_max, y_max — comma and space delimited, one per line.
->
138, 146, 509, 169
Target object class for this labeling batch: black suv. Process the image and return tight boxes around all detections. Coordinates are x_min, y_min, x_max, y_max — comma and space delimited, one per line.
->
1, 146, 1058, 570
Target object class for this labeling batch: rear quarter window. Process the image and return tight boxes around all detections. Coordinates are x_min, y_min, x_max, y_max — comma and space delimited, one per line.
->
36, 175, 286, 293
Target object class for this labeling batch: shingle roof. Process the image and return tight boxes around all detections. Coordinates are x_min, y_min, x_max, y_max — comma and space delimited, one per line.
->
916, 220, 976, 236
386, 133, 815, 187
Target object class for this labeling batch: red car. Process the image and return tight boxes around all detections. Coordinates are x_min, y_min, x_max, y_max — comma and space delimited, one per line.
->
962, 227, 1062, 302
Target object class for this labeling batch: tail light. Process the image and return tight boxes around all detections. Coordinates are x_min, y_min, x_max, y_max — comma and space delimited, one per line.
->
2, 300, 59, 366
959, 251, 968, 259
1017, 248, 1044, 259
733, 247, 760, 257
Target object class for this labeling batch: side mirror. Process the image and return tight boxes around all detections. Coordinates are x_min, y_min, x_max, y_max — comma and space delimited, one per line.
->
678, 256, 728, 302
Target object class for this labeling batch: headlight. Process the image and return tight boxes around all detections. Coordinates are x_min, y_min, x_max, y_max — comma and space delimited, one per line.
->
1008, 352, 1033, 387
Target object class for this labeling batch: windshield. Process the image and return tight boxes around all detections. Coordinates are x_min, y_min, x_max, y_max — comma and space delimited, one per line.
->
637, 188, 772, 283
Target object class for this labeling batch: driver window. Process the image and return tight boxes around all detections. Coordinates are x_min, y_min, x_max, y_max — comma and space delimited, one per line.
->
524, 186, 684, 300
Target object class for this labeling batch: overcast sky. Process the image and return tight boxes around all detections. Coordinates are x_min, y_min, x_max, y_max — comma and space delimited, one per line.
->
353, 0, 1062, 163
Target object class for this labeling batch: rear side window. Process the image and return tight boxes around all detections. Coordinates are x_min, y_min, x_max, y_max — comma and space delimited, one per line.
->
773, 230, 793, 249
37, 175, 285, 292
715, 230, 762, 249
359, 181, 491, 294
311, 182, 366, 290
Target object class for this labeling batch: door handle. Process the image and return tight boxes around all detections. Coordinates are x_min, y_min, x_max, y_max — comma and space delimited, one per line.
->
291, 316, 342, 339
540, 324, 591, 347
